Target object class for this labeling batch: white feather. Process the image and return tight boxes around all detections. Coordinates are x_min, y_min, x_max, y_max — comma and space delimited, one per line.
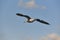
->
29, 19, 34, 21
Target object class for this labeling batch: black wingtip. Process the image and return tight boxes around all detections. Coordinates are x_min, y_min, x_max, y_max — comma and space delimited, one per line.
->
43, 22, 50, 25
16, 13, 20, 15
16, 13, 23, 16
40, 20, 50, 25
46, 23, 50, 25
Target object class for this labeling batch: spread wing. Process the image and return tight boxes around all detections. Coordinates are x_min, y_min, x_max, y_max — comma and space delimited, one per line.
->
16, 13, 31, 19
36, 19, 50, 25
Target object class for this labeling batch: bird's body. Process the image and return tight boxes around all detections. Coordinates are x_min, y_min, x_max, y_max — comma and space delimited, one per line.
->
16, 13, 50, 25
27, 18, 35, 23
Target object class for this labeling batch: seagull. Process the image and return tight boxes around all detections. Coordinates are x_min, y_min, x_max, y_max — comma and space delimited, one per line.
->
16, 13, 50, 25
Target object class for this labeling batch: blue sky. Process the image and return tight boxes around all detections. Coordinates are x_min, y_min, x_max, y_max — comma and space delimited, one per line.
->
0, 0, 60, 40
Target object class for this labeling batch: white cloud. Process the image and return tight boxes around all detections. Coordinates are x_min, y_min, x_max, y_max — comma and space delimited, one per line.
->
40, 6, 47, 10
18, 0, 24, 7
18, 0, 47, 10
25, 0, 38, 8
39, 33, 60, 40
18, 0, 39, 9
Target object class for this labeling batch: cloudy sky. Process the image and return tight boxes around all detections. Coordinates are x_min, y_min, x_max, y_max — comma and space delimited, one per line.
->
0, 0, 60, 40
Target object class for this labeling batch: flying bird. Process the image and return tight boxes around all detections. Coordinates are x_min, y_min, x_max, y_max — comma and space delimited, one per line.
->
16, 13, 50, 25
